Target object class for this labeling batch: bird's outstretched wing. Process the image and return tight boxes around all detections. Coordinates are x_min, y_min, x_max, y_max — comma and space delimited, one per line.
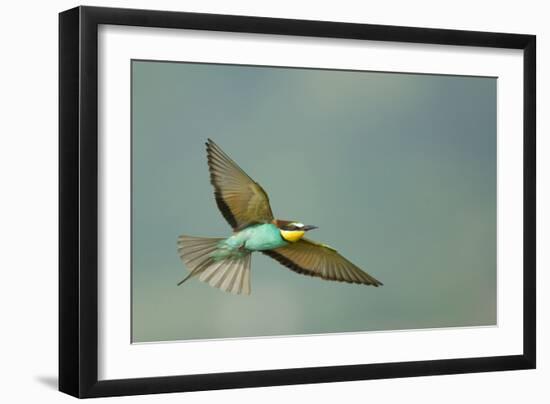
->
263, 238, 383, 286
206, 138, 274, 230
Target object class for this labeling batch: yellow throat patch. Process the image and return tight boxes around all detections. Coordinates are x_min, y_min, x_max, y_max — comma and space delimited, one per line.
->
280, 229, 305, 243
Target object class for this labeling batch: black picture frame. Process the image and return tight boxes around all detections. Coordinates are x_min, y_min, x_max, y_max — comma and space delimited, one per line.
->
59, 5, 536, 398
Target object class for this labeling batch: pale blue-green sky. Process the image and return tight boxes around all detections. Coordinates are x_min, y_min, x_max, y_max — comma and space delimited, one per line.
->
132, 60, 496, 343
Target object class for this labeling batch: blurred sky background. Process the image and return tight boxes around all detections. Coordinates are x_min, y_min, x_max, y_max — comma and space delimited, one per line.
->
131, 60, 496, 343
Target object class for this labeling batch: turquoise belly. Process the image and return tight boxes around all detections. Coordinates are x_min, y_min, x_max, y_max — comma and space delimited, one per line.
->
225, 223, 288, 252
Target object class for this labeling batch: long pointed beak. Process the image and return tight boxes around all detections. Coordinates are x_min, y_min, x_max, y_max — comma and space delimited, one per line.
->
303, 225, 318, 231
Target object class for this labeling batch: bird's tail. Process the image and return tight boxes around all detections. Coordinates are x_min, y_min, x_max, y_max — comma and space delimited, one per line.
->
177, 235, 252, 295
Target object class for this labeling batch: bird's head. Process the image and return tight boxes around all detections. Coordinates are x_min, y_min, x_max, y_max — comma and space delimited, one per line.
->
275, 220, 318, 243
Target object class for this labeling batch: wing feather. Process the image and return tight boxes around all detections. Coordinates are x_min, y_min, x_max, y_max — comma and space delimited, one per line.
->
206, 139, 274, 230
263, 238, 383, 286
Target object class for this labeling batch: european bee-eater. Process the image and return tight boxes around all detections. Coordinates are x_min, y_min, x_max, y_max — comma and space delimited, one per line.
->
177, 139, 383, 295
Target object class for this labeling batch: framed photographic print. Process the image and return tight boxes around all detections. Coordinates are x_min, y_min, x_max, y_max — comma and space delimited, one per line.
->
59, 6, 536, 398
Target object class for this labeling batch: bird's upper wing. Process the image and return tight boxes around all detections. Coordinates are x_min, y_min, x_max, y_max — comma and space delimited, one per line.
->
262, 238, 382, 286
206, 139, 275, 230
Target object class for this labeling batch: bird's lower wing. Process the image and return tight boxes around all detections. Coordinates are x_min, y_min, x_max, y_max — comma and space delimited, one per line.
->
262, 238, 382, 286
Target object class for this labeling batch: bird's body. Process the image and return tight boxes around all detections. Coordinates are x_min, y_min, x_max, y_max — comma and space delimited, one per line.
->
177, 139, 383, 295
224, 223, 289, 252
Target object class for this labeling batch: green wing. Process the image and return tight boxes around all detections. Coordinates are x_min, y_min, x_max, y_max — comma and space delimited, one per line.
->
206, 139, 274, 230
263, 238, 383, 286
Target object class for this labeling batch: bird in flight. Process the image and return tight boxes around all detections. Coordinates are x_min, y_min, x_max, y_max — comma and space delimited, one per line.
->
177, 139, 383, 295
